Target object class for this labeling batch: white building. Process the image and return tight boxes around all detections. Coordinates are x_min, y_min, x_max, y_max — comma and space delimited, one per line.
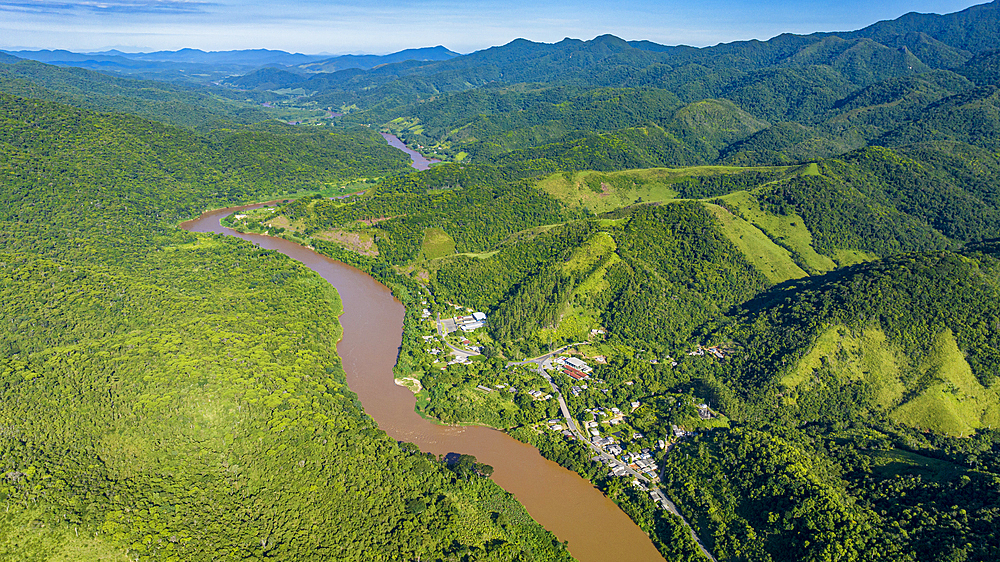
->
565, 357, 592, 373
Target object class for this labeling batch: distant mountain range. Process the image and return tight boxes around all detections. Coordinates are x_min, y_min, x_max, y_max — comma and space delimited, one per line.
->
0, 46, 462, 83
6, 3, 1000, 562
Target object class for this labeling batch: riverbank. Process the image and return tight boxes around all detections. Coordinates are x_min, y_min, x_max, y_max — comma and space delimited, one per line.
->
181, 205, 668, 562
380, 132, 441, 170
191, 180, 704, 561
217, 210, 710, 561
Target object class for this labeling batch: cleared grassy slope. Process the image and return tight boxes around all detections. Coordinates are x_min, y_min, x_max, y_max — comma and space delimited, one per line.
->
535, 169, 680, 213
715, 190, 839, 273
892, 329, 1000, 435
705, 202, 808, 283
781, 325, 1000, 435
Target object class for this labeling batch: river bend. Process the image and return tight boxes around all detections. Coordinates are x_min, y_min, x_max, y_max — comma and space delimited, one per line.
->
179, 210, 664, 562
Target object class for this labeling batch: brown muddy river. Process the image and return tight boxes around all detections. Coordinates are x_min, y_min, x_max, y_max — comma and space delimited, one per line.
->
381, 133, 441, 170
181, 206, 665, 562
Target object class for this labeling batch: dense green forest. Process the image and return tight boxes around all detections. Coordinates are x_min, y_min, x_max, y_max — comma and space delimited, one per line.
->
0, 58, 279, 132
0, 94, 574, 561
5, 2, 1000, 561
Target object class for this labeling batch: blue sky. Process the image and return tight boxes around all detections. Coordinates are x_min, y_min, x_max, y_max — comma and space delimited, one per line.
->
0, 0, 987, 54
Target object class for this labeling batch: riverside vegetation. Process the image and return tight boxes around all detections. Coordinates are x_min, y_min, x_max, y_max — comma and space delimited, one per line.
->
0, 94, 573, 561
4, 2, 1000, 561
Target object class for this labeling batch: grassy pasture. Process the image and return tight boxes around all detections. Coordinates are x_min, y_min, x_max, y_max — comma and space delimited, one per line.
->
893, 329, 1000, 436
536, 169, 680, 213
421, 227, 457, 260
716, 190, 838, 274
705, 202, 807, 283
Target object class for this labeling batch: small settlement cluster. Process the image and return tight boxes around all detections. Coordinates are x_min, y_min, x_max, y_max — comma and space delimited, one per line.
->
417, 301, 715, 492
686, 344, 734, 359
541, 355, 665, 484
423, 304, 490, 366
542, 352, 719, 488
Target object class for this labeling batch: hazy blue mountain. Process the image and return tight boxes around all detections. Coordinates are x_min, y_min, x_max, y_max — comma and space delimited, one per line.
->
1, 49, 257, 83
115, 47, 325, 66
299, 46, 461, 72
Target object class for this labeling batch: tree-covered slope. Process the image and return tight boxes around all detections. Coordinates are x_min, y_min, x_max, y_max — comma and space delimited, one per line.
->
0, 94, 574, 561
0, 92, 410, 237
845, 0, 1000, 55
713, 243, 1000, 435
427, 202, 768, 355
276, 163, 574, 264
250, 1, 1000, 108
661, 421, 1000, 562
0, 59, 274, 132
662, 428, 884, 562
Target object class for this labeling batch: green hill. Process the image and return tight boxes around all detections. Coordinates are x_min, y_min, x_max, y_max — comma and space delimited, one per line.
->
0, 59, 274, 132
269, 143, 1000, 359
662, 427, 885, 562
269, 2, 1000, 177
714, 243, 1000, 434
420, 201, 769, 355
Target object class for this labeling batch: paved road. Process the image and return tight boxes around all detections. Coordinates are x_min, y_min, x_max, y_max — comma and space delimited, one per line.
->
506, 342, 590, 368
510, 352, 718, 562
652, 478, 718, 562
436, 312, 482, 357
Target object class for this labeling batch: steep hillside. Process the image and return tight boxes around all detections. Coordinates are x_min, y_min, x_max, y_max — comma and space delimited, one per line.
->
846, 0, 1000, 54
245, 2, 998, 176
430, 203, 768, 355
715, 244, 1000, 434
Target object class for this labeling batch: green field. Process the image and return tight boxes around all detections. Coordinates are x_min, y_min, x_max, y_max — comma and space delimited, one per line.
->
536, 169, 680, 213
716, 190, 838, 274
420, 227, 457, 260
562, 231, 616, 275
537, 302, 600, 344
705, 202, 807, 283
386, 116, 426, 136
535, 165, 800, 214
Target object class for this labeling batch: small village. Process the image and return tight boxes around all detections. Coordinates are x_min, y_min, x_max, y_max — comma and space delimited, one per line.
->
410, 297, 724, 524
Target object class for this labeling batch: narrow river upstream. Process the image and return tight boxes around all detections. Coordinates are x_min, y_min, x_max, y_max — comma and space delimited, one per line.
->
179, 139, 665, 561
380, 133, 441, 170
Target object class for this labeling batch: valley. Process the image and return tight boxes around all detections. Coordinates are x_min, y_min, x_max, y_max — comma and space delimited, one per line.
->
3, 2, 1000, 561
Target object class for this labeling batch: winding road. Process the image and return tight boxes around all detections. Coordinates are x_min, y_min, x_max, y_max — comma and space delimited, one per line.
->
509, 349, 718, 562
